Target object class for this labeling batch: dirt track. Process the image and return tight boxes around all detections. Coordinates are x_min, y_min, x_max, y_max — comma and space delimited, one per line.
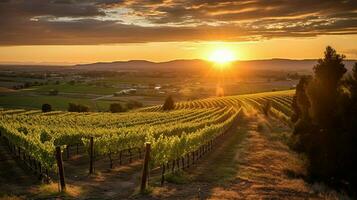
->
146, 112, 325, 200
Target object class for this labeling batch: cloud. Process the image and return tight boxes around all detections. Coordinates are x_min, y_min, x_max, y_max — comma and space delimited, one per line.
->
0, 0, 356, 45
343, 49, 357, 57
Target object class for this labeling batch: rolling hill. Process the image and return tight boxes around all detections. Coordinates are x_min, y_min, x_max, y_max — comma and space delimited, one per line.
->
75, 59, 357, 73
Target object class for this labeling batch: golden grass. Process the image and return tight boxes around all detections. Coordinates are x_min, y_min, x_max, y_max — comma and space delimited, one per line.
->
32, 183, 84, 198
0, 196, 24, 200
0, 87, 16, 93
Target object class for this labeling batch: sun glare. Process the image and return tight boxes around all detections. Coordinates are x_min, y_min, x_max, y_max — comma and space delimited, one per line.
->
209, 48, 236, 64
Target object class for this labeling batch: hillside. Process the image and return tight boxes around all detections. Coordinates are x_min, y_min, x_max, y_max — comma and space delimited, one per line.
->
1, 59, 355, 74
0, 90, 344, 199
75, 59, 357, 73
0, 91, 336, 199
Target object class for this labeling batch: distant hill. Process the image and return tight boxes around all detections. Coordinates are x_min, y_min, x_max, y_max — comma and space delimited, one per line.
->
75, 59, 209, 72
75, 59, 357, 73
1, 59, 356, 73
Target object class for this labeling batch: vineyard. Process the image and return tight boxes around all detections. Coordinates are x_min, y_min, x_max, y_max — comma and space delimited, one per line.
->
0, 90, 294, 192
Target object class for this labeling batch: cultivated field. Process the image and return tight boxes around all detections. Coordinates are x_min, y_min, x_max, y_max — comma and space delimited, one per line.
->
0, 90, 308, 199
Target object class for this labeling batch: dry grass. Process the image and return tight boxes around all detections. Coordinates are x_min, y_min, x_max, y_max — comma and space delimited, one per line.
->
148, 111, 329, 199
0, 87, 16, 93
30, 183, 84, 198
0, 196, 25, 200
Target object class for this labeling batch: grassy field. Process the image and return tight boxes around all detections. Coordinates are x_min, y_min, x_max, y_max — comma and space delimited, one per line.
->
0, 94, 113, 111
32, 83, 118, 95
0, 82, 143, 111
0, 73, 298, 112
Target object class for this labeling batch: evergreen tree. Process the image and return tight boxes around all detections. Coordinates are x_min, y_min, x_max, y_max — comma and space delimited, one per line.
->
162, 95, 175, 111
110, 103, 125, 113
41, 103, 52, 112
291, 47, 357, 192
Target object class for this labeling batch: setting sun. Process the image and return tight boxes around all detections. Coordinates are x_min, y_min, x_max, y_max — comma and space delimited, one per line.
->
1, 1, 357, 199
209, 48, 236, 64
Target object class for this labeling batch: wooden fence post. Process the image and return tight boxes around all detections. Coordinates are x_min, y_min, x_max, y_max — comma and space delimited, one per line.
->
129, 149, 132, 163
140, 142, 151, 193
28, 155, 31, 168
161, 164, 165, 186
199, 147, 202, 158
66, 145, 70, 160
192, 152, 195, 164
89, 137, 94, 174
45, 169, 50, 183
109, 152, 113, 169
187, 154, 190, 168
171, 160, 175, 172
55, 146, 66, 192
34, 159, 38, 173
22, 152, 26, 164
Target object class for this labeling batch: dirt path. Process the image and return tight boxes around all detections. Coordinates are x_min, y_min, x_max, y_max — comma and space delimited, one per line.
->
147, 111, 323, 200
208, 113, 320, 200
64, 159, 143, 199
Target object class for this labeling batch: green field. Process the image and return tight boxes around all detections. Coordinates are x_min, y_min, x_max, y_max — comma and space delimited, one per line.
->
0, 94, 113, 111
32, 83, 118, 95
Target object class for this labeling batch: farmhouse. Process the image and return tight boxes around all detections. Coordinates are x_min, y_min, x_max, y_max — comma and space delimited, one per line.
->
114, 88, 137, 95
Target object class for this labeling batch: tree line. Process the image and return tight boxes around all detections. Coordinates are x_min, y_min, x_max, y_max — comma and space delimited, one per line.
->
41, 100, 143, 113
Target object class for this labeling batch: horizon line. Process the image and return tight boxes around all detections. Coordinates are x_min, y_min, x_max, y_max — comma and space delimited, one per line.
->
1, 57, 357, 66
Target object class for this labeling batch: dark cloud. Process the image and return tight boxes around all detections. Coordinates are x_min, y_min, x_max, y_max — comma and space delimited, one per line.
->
0, 0, 356, 45
0, 18, 250, 45
0, 0, 106, 18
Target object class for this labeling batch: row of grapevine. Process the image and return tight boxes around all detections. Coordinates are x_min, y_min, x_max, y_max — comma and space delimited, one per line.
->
139, 90, 294, 112
0, 90, 294, 182
0, 107, 235, 172
82, 107, 236, 158
149, 107, 242, 167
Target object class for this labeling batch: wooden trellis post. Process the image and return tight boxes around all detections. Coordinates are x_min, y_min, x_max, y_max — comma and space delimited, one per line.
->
89, 137, 94, 174
140, 142, 151, 193
55, 146, 66, 192
161, 164, 165, 186
66, 145, 70, 160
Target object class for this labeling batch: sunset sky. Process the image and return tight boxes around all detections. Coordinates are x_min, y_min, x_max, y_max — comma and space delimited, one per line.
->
0, 0, 357, 64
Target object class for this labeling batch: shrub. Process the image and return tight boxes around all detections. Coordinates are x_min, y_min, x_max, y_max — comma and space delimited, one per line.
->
24, 82, 32, 88
68, 103, 89, 112
110, 103, 125, 113
49, 89, 58, 95
126, 100, 143, 110
41, 103, 52, 113
162, 95, 175, 111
